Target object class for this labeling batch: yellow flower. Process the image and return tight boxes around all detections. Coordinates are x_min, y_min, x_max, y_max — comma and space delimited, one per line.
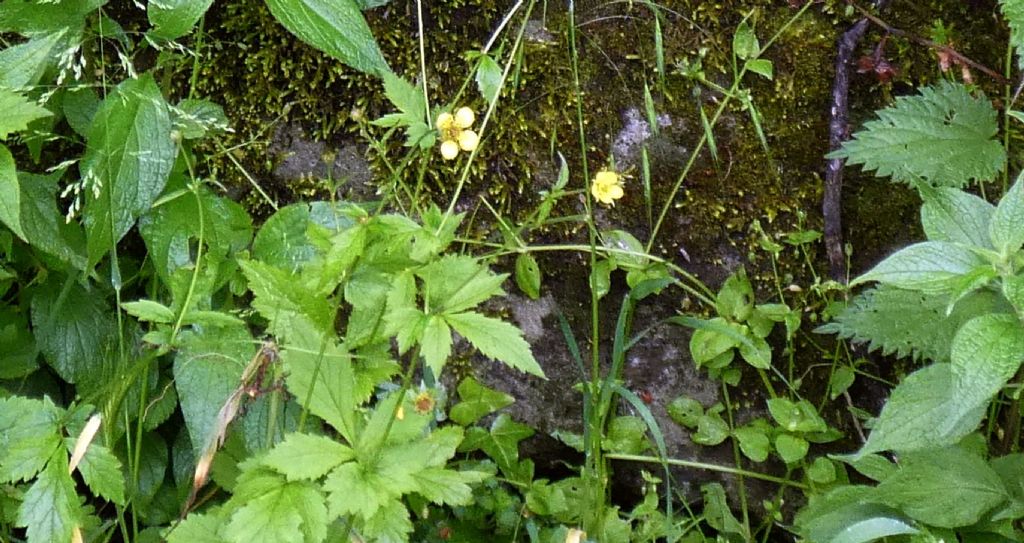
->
591, 169, 624, 206
437, 106, 478, 160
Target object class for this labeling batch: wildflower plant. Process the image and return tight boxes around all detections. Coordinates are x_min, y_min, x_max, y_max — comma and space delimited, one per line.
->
437, 106, 479, 160
591, 168, 625, 206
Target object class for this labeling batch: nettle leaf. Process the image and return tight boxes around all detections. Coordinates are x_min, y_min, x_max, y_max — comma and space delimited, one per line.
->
0, 89, 51, 140
449, 377, 514, 426
991, 172, 1024, 254
819, 286, 1008, 363
920, 185, 994, 248
18, 171, 88, 269
858, 364, 987, 457
66, 439, 125, 505
16, 457, 81, 543
951, 314, 1024, 406
82, 74, 176, 267
148, 0, 214, 41
263, 0, 390, 76
261, 433, 354, 481
224, 464, 327, 543
878, 447, 1008, 528
830, 81, 1004, 187
0, 30, 64, 90
0, 0, 104, 34
31, 278, 116, 384
445, 311, 543, 377
851, 241, 988, 294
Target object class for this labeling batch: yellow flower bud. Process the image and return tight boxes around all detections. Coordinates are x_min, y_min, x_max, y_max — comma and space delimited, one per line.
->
454, 106, 475, 128
458, 129, 479, 152
440, 140, 460, 160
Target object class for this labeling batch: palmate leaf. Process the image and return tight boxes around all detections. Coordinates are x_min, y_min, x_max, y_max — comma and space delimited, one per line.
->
261, 433, 354, 481
445, 311, 543, 377
16, 456, 81, 543
829, 81, 1004, 188
817, 285, 1009, 363
224, 464, 326, 543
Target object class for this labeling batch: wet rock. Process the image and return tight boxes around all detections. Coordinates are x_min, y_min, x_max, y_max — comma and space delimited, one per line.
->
268, 122, 376, 201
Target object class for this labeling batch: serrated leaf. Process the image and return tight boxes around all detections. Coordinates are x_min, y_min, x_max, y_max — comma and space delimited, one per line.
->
0, 30, 64, 90
851, 241, 988, 294
458, 414, 533, 475
164, 509, 226, 543
240, 259, 334, 338
148, 0, 214, 41
829, 81, 1004, 187
991, 172, 1024, 254
951, 314, 1024, 406
0, 89, 51, 140
362, 498, 412, 542
920, 185, 994, 248
263, 433, 353, 481
818, 285, 1008, 363
281, 322, 356, 443
224, 467, 325, 543
69, 440, 125, 505
858, 364, 987, 456
63, 87, 99, 138
421, 315, 452, 377
476, 53, 502, 103
445, 311, 543, 377
263, 0, 390, 76
417, 254, 507, 314
323, 462, 385, 520
31, 277, 116, 384
877, 447, 1008, 528
82, 74, 176, 268
379, 71, 423, 122
121, 299, 175, 323
449, 377, 514, 426
0, 397, 62, 483
1002, 0, 1024, 69
0, 144, 24, 242
16, 457, 81, 543
411, 467, 488, 505
514, 252, 541, 299
18, 171, 87, 269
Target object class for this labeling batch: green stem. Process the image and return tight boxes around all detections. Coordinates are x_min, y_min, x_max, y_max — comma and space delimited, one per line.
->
604, 453, 807, 489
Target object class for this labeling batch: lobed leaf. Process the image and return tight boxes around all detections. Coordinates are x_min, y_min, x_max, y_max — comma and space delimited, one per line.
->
445, 311, 543, 377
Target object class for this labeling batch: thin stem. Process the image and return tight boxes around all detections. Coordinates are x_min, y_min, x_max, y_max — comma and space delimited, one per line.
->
604, 453, 807, 489
415, 0, 431, 128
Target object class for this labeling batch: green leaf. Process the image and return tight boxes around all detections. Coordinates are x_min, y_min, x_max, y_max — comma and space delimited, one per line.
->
951, 314, 1024, 406
174, 324, 253, 458
148, 0, 214, 41
745, 58, 773, 79
164, 510, 226, 543
31, 278, 116, 384
362, 498, 412, 542
767, 398, 828, 433
0, 30, 64, 90
476, 53, 503, 103
851, 241, 988, 294
878, 447, 1008, 528
63, 87, 99, 138
173, 99, 230, 140
666, 396, 704, 429
70, 441, 125, 505
121, 299, 175, 323
262, 433, 354, 481
0, 144, 23, 242
807, 457, 837, 484
0, 0, 104, 34
263, 0, 390, 76
692, 411, 729, 446
240, 259, 335, 339
421, 315, 453, 377
732, 20, 759, 59
991, 172, 1024, 254
458, 414, 533, 476
733, 424, 770, 462
775, 434, 809, 464
444, 311, 543, 377
1002, 0, 1024, 69
829, 366, 856, 400
376, 71, 423, 125
18, 171, 87, 269
798, 501, 919, 543
0, 309, 37, 378
841, 454, 897, 482
323, 462, 386, 520
251, 204, 317, 271
449, 377, 514, 426
82, 74, 176, 267
410, 467, 488, 506
702, 483, 748, 540
819, 286, 1008, 363
716, 268, 755, 322
858, 364, 987, 456
0, 89, 51, 140
16, 457, 81, 543
280, 322, 357, 442
920, 186, 994, 248
828, 81, 1005, 188
224, 466, 326, 543
0, 396, 63, 483
417, 254, 507, 314
603, 416, 649, 455
514, 252, 542, 300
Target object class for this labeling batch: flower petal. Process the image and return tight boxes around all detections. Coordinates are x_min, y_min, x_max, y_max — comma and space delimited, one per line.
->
458, 129, 479, 152
440, 140, 460, 160
454, 106, 475, 129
